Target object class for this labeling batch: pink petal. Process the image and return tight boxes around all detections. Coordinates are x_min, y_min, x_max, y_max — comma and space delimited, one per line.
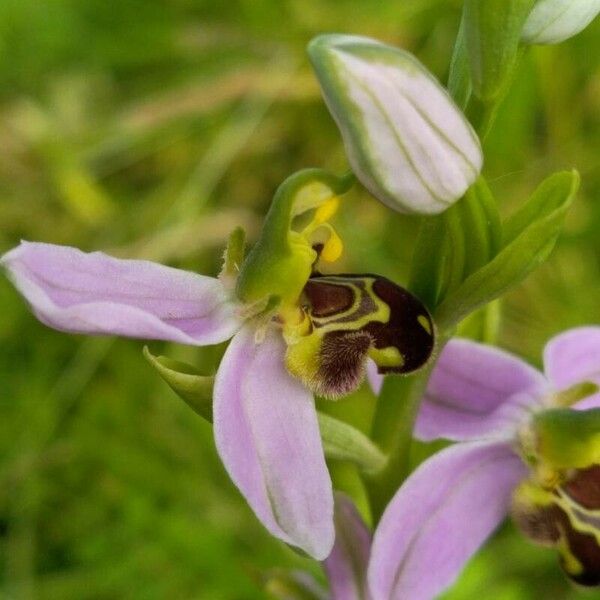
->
367, 359, 383, 396
368, 441, 525, 600
1, 241, 242, 345
213, 325, 334, 560
574, 393, 600, 411
544, 326, 600, 390
415, 338, 548, 442
324, 494, 372, 600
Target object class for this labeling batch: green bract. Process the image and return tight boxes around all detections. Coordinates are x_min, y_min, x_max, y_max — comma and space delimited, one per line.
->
143, 347, 214, 421
463, 0, 536, 102
408, 176, 502, 312
145, 347, 385, 472
522, 0, 600, 45
434, 170, 579, 328
308, 34, 482, 215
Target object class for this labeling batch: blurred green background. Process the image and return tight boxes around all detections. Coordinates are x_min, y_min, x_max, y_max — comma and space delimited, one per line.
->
0, 1, 599, 598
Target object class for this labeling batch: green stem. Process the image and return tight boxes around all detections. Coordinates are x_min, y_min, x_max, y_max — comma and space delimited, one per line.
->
365, 371, 430, 522
365, 334, 450, 523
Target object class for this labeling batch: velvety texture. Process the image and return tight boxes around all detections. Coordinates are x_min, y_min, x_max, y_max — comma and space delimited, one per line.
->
213, 325, 334, 560
1, 242, 242, 345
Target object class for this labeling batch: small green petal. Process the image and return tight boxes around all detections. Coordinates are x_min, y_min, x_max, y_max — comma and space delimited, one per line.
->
143, 346, 213, 422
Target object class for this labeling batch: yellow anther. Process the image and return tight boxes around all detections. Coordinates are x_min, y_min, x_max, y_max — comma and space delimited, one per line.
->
313, 196, 340, 225
321, 228, 343, 262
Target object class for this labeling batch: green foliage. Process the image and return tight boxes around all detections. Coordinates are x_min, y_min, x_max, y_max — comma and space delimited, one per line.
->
0, 1, 599, 598
435, 171, 579, 329
463, 0, 536, 102
317, 413, 386, 474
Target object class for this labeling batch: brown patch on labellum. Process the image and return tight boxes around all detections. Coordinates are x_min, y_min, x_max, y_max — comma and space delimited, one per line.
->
303, 279, 354, 318
564, 465, 600, 510
556, 506, 600, 587
512, 473, 600, 587
300, 274, 434, 398
512, 500, 562, 546
364, 277, 434, 374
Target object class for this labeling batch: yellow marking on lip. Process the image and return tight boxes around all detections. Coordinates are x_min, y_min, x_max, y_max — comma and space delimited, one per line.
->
418, 314, 432, 335
557, 530, 584, 576
368, 346, 404, 368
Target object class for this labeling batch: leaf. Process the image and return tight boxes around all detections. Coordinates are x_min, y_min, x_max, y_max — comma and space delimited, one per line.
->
463, 0, 536, 101
308, 34, 482, 215
448, 13, 472, 109
503, 170, 580, 245
317, 412, 386, 473
460, 176, 502, 277
434, 170, 579, 329
438, 202, 467, 299
143, 346, 214, 422
409, 177, 501, 311
408, 214, 447, 311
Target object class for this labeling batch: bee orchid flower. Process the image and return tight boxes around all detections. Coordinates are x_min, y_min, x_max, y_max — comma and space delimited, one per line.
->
368, 327, 600, 599
1, 169, 435, 561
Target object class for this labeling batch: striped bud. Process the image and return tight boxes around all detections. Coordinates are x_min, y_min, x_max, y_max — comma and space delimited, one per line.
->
308, 34, 483, 215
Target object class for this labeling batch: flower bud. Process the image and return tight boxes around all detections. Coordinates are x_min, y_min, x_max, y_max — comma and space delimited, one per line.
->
522, 0, 600, 45
308, 34, 483, 215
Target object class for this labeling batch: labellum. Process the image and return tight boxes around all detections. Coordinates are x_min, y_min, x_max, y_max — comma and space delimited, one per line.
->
512, 466, 600, 586
284, 274, 435, 399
